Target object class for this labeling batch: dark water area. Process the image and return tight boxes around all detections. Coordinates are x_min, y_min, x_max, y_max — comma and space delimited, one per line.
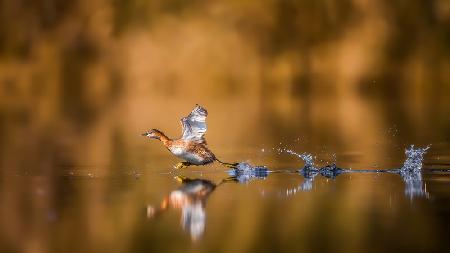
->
1, 1, 450, 253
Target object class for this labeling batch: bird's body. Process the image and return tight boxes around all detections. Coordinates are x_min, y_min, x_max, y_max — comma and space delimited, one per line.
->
167, 139, 216, 165
143, 105, 236, 169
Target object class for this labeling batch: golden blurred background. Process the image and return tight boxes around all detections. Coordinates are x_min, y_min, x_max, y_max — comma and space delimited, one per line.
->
1, 1, 450, 253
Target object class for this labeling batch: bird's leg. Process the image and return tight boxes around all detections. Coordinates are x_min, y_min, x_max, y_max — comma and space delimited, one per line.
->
219, 161, 239, 169
174, 161, 192, 170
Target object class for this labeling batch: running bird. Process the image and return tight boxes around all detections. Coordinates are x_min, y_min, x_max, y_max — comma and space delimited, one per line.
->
142, 105, 238, 169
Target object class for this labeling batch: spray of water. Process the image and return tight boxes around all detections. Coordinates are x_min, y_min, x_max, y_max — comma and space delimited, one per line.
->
279, 145, 431, 198
400, 145, 430, 173
278, 148, 316, 169
228, 163, 269, 183
238, 144, 432, 198
399, 145, 430, 199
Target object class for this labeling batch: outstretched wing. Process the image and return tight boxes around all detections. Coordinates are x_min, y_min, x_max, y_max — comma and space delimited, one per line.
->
181, 105, 208, 143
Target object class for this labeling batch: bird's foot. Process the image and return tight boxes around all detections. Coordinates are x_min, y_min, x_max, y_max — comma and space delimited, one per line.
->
222, 176, 238, 183
174, 162, 191, 170
174, 175, 189, 183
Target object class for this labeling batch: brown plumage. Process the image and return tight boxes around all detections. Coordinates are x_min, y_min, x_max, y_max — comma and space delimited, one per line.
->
142, 105, 237, 169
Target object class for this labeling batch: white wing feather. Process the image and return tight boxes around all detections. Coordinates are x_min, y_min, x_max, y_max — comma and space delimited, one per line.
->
181, 105, 208, 143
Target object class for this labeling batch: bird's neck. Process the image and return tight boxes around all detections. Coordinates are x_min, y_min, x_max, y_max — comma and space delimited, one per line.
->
155, 131, 172, 146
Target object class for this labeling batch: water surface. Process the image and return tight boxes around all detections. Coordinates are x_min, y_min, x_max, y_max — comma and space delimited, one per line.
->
3, 143, 449, 253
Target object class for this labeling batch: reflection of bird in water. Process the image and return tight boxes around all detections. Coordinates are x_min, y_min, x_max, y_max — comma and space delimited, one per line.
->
146, 176, 216, 241
142, 105, 238, 169
146, 175, 243, 241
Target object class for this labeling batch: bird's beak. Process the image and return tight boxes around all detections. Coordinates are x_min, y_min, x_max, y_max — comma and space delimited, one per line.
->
141, 132, 149, 137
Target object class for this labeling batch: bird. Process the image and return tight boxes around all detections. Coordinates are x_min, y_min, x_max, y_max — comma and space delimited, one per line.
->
142, 105, 238, 169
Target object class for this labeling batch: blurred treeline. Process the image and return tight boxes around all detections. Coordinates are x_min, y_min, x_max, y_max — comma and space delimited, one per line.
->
0, 0, 450, 170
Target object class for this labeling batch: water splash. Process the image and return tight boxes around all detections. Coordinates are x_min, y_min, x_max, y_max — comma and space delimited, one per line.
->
319, 164, 345, 179
400, 145, 430, 173
280, 145, 432, 198
279, 148, 316, 169
228, 162, 269, 183
399, 145, 430, 199
280, 148, 319, 193
256, 145, 432, 198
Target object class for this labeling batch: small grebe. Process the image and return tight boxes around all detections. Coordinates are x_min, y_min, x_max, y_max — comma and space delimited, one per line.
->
142, 105, 237, 169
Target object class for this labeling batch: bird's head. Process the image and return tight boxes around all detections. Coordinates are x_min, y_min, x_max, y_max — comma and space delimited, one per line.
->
142, 129, 164, 140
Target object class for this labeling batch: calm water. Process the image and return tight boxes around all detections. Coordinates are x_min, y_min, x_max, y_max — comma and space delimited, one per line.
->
2, 141, 449, 253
